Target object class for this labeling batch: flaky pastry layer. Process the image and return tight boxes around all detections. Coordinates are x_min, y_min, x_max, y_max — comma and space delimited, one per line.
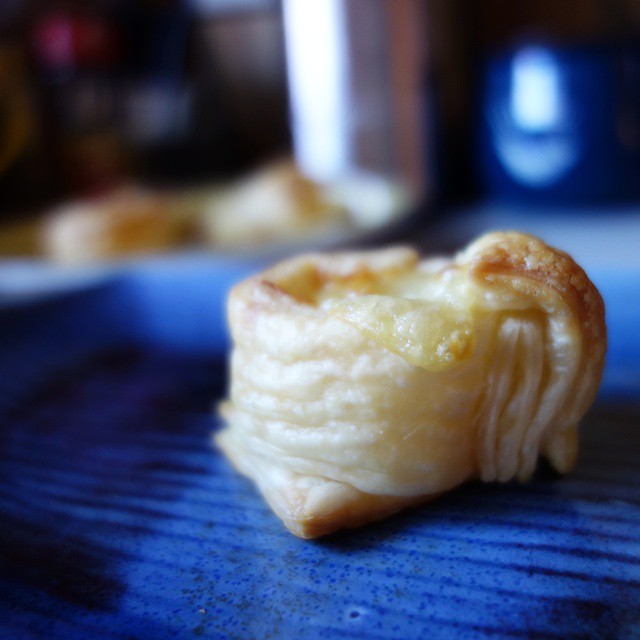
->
216, 232, 606, 538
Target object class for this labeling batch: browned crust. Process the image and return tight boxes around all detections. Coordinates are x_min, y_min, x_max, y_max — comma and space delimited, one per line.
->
465, 232, 607, 472
292, 492, 436, 540
467, 232, 606, 364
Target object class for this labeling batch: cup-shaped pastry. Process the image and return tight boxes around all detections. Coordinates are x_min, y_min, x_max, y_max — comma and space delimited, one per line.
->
216, 232, 606, 538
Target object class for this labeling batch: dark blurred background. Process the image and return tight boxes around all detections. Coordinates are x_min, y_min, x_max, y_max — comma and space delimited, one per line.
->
2, 0, 640, 225
0, 0, 290, 217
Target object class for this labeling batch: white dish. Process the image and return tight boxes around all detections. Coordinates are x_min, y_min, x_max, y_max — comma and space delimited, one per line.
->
0, 260, 118, 307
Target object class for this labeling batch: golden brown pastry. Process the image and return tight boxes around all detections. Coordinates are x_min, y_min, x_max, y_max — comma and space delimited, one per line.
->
216, 232, 606, 538
41, 187, 191, 264
0, 217, 43, 258
199, 160, 348, 248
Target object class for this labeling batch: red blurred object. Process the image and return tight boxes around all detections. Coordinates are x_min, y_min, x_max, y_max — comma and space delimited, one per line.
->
26, 3, 125, 199
31, 10, 119, 74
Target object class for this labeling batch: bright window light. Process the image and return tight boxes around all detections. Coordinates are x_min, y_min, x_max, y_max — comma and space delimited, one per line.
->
511, 47, 563, 132
283, 0, 350, 181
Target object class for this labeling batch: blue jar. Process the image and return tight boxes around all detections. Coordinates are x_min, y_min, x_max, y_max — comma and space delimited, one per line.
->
478, 41, 640, 205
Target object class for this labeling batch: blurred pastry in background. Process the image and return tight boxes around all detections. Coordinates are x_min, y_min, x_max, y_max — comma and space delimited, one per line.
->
0, 217, 43, 259
0, 158, 410, 264
198, 159, 350, 249
41, 187, 192, 264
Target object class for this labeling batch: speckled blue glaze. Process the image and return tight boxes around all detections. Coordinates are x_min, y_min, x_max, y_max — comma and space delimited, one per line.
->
0, 266, 639, 640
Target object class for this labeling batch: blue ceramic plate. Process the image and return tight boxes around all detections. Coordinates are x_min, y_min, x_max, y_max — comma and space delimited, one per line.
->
0, 263, 639, 640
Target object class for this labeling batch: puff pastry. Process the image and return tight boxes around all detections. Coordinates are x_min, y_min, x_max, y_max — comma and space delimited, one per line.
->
216, 232, 606, 538
42, 187, 190, 264
200, 160, 348, 248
